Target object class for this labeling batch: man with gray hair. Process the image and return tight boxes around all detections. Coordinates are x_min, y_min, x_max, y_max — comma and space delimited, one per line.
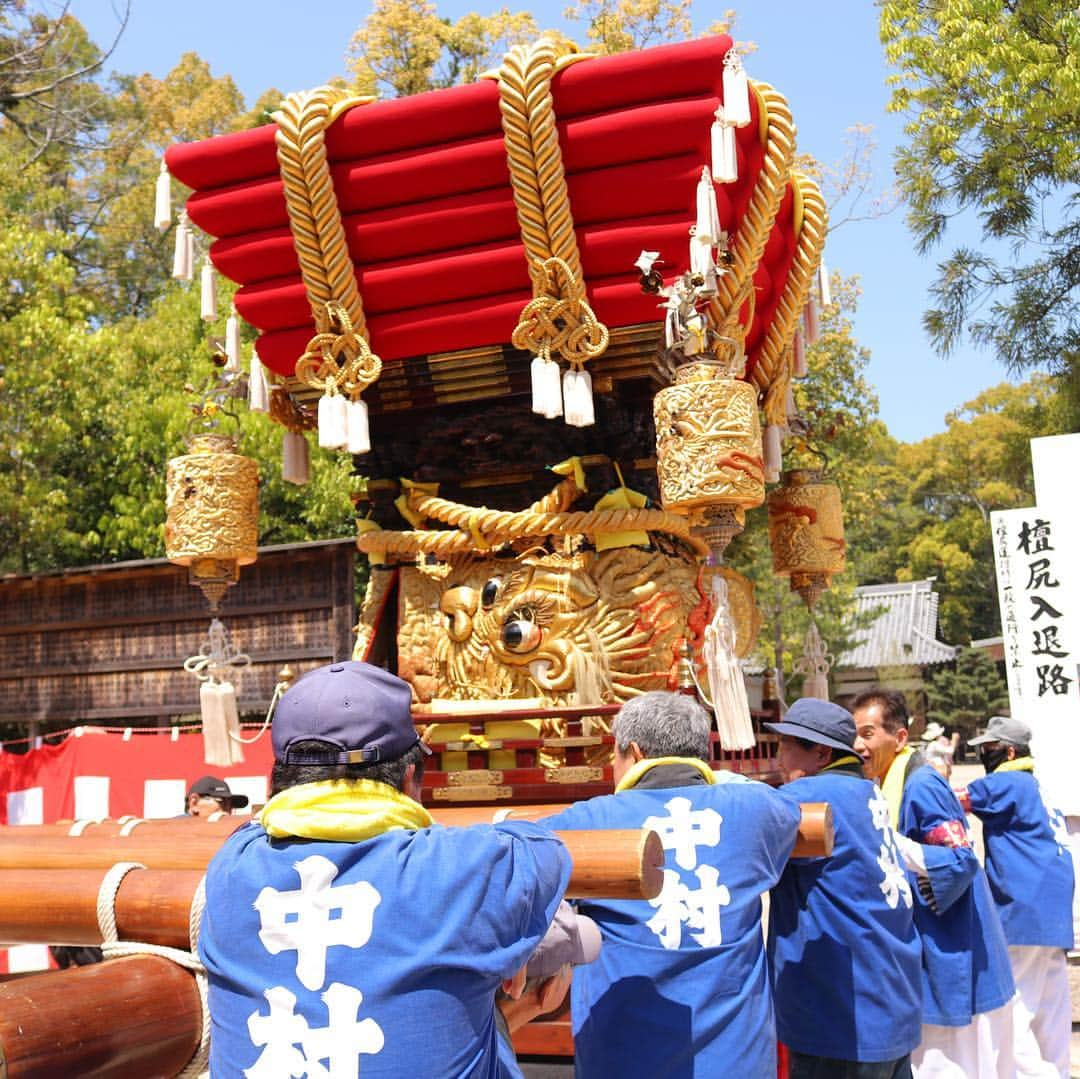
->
542, 691, 801, 1077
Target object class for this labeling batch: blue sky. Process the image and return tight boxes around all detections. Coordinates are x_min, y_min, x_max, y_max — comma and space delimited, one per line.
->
75, 0, 1022, 443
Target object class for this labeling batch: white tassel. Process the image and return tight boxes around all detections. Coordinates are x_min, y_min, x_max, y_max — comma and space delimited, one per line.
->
225, 307, 241, 372
792, 327, 807, 377
563, 367, 595, 428
795, 621, 831, 700
818, 261, 832, 308
711, 107, 738, 184
346, 398, 371, 455
531, 356, 563, 419
690, 230, 714, 279
694, 166, 722, 248
200, 258, 217, 321
200, 680, 245, 767
154, 159, 172, 232
722, 52, 752, 128
248, 349, 269, 413
703, 576, 755, 750
172, 215, 192, 280
282, 431, 310, 485
803, 299, 820, 345
764, 424, 783, 483
317, 392, 348, 450
785, 384, 797, 423
184, 226, 195, 283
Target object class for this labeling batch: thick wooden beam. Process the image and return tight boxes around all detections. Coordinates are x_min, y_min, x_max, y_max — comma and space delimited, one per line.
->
0, 956, 201, 1078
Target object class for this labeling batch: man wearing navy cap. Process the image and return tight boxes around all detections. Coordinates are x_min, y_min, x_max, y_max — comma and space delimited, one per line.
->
965, 716, 1074, 1077
199, 661, 570, 1078
766, 698, 922, 1078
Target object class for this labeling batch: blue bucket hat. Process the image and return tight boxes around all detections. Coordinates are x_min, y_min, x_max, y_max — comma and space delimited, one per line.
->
272, 661, 430, 765
764, 698, 856, 755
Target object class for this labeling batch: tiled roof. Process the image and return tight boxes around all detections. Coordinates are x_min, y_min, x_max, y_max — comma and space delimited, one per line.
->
837, 580, 957, 669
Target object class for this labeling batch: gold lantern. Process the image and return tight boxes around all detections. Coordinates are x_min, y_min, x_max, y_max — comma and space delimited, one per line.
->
767, 468, 845, 609
165, 433, 259, 611
654, 354, 765, 559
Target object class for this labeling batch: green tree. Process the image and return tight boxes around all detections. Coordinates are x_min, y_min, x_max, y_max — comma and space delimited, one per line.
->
347, 0, 539, 97
880, 0, 1080, 406
924, 646, 1009, 738
892, 376, 1061, 642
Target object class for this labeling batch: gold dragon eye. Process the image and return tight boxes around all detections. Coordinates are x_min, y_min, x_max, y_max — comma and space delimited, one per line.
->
481, 577, 502, 609
501, 615, 542, 653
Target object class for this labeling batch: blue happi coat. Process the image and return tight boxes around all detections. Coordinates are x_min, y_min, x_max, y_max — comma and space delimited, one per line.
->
967, 768, 1075, 949
769, 764, 922, 1063
200, 819, 569, 1078
543, 763, 801, 1078
898, 765, 1014, 1026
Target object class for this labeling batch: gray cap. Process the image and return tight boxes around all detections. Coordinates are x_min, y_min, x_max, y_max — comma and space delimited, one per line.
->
968, 715, 1031, 747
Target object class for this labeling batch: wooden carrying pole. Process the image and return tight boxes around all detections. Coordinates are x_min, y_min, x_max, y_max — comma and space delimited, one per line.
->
0, 955, 201, 1079
0, 800, 833, 857
431, 801, 835, 858
0, 830, 662, 948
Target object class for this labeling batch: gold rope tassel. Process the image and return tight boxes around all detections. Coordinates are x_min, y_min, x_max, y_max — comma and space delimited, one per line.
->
498, 40, 608, 425
273, 87, 380, 453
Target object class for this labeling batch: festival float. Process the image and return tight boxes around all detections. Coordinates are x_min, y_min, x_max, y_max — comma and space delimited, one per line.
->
0, 32, 841, 1075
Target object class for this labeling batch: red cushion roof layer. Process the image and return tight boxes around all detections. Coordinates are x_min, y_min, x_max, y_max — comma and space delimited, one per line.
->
166, 36, 798, 381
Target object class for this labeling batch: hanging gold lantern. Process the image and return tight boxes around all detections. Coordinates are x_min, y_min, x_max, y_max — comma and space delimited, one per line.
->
767, 468, 845, 608
654, 355, 765, 556
165, 433, 259, 610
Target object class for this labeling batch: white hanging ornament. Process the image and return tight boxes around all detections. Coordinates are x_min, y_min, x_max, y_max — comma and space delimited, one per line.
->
154, 159, 172, 232
282, 431, 310, 485
248, 349, 269, 414
530, 355, 563, 419
225, 307, 241, 372
563, 367, 595, 428
703, 575, 755, 750
184, 225, 196, 283
818, 260, 832, 308
200, 679, 245, 767
172, 214, 192, 281
317, 391, 348, 450
694, 166, 722, 248
200, 257, 217, 321
711, 106, 738, 184
722, 51, 752, 129
346, 398, 371, 455
763, 424, 783, 484
792, 327, 808, 377
794, 620, 831, 700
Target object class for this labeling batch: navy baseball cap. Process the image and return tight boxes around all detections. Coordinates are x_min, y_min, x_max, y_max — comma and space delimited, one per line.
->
272, 661, 430, 765
764, 698, 856, 755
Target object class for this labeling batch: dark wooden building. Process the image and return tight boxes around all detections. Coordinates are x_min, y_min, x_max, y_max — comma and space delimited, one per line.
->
0, 540, 356, 742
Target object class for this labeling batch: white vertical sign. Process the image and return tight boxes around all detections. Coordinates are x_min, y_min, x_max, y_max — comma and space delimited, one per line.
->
990, 506, 1080, 814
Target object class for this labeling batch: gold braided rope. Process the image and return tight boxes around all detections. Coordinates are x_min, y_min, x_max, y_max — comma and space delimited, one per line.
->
511, 257, 609, 368
355, 480, 709, 559
707, 80, 796, 346
273, 89, 381, 394
753, 173, 827, 406
498, 40, 609, 368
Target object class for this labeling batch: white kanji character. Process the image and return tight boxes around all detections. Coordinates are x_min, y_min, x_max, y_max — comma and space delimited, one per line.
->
255, 855, 381, 990
245, 986, 310, 1079
646, 869, 691, 949
245, 982, 384, 1078
877, 842, 913, 909
643, 796, 723, 870
868, 789, 891, 832
684, 864, 731, 948
299, 983, 385, 1079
